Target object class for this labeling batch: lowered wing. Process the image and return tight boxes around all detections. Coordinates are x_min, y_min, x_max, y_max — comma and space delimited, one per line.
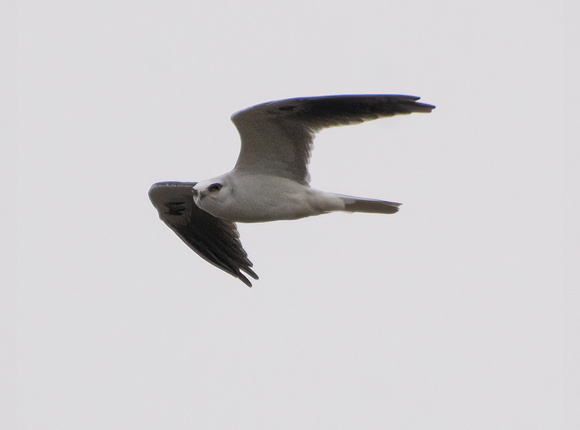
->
148, 181, 258, 287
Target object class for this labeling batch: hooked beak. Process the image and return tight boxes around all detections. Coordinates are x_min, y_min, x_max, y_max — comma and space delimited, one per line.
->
192, 188, 205, 201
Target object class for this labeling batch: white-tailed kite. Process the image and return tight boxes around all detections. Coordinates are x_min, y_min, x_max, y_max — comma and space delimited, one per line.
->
149, 95, 434, 286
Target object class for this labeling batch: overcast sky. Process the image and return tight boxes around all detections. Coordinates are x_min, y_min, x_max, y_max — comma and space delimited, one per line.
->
7, 0, 578, 429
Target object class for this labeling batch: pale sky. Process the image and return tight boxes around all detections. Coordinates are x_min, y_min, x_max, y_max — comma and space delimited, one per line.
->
7, 0, 578, 429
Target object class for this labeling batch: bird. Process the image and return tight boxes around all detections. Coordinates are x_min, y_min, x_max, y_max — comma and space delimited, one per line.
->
149, 94, 435, 287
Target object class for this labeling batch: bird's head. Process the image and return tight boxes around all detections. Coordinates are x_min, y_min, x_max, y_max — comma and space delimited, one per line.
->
192, 174, 233, 217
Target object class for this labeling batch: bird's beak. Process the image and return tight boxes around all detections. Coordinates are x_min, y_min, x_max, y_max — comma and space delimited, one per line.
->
193, 189, 205, 201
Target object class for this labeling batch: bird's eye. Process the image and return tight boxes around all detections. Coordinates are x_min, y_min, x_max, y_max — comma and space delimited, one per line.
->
207, 183, 222, 192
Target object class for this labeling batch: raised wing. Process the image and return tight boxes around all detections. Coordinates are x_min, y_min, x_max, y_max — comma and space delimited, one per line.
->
231, 94, 435, 184
148, 182, 258, 287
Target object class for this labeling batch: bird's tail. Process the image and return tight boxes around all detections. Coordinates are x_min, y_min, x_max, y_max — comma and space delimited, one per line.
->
334, 194, 401, 215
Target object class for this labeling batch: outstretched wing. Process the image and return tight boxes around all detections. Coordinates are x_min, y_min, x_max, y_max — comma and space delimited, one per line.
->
148, 182, 258, 287
231, 94, 435, 184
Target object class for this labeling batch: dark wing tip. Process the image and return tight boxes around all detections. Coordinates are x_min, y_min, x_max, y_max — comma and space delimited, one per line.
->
391, 95, 435, 113
235, 264, 259, 288
345, 94, 434, 114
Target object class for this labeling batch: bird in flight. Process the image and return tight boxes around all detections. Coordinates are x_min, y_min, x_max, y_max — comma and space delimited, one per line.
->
149, 94, 434, 286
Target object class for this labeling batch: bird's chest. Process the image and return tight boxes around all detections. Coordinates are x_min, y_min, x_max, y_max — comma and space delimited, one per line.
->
219, 176, 314, 223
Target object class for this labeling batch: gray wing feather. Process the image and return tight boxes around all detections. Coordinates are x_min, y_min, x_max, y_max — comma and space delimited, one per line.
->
231, 94, 435, 184
148, 182, 258, 287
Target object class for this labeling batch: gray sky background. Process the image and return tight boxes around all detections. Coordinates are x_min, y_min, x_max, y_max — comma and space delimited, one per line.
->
6, 0, 578, 429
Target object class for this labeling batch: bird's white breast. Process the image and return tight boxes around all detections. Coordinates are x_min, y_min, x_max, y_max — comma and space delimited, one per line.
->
199, 173, 344, 223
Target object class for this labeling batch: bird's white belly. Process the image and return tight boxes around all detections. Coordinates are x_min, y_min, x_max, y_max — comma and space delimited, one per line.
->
204, 174, 344, 223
